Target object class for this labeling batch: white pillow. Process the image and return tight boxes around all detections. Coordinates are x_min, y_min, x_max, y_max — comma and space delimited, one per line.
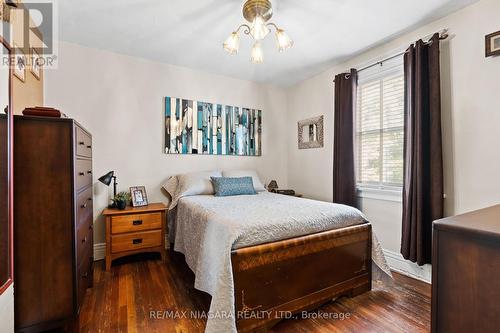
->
222, 170, 266, 192
167, 170, 222, 209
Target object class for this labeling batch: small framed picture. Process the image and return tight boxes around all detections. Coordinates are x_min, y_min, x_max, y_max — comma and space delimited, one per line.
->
30, 48, 41, 80
130, 186, 148, 207
13, 44, 25, 82
485, 30, 500, 57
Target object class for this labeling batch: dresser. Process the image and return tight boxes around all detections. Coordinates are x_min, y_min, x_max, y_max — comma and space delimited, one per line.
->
103, 203, 167, 271
432, 205, 500, 333
14, 116, 94, 332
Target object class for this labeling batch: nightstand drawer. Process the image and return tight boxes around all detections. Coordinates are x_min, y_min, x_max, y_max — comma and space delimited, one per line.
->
111, 212, 162, 234
111, 230, 162, 253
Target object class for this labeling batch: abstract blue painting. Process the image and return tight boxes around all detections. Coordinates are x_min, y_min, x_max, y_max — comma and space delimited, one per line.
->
164, 97, 262, 156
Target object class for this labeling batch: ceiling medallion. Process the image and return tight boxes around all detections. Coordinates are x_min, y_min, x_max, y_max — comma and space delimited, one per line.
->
223, 0, 293, 64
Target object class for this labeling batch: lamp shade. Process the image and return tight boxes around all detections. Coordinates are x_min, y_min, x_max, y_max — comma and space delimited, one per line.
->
223, 32, 240, 55
276, 29, 293, 51
98, 171, 114, 186
251, 41, 264, 64
250, 15, 270, 41
267, 180, 278, 190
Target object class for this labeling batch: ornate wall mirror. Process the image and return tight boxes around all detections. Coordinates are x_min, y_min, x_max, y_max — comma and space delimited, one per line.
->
0, 37, 12, 295
298, 115, 324, 149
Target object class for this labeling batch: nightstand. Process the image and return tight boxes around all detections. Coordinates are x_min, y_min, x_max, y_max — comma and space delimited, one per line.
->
270, 190, 303, 197
103, 203, 167, 271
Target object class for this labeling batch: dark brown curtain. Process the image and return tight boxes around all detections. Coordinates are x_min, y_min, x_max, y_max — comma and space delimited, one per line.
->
333, 68, 357, 207
401, 34, 444, 265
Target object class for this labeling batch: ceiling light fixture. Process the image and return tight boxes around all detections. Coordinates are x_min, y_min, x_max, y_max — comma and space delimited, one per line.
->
223, 0, 293, 64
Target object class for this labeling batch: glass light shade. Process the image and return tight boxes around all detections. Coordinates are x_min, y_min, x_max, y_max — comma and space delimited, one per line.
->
251, 41, 264, 64
276, 29, 293, 51
223, 32, 240, 55
250, 15, 270, 40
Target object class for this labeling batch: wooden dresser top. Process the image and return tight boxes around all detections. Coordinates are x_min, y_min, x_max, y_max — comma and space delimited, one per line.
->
434, 204, 500, 238
103, 202, 168, 216
14, 115, 91, 135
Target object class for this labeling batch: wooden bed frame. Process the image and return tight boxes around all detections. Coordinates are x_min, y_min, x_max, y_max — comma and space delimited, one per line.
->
231, 223, 372, 332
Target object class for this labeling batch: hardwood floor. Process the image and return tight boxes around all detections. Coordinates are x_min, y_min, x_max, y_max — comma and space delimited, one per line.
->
79, 252, 430, 333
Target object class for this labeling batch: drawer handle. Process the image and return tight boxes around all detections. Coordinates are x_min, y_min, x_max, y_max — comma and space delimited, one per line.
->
78, 172, 85, 176
89, 224, 93, 230
133, 220, 143, 226
87, 145, 92, 149
82, 272, 88, 278
81, 203, 87, 208
88, 197, 92, 201
87, 170, 92, 174
78, 141, 85, 145
82, 236, 87, 243
132, 238, 143, 245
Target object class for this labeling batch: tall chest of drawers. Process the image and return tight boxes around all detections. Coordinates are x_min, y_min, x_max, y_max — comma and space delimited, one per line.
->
14, 116, 94, 332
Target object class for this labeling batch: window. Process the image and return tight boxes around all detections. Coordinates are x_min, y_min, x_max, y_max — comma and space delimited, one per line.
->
356, 58, 404, 189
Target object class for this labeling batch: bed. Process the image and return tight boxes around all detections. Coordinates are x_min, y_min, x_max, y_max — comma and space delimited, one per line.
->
168, 189, 389, 333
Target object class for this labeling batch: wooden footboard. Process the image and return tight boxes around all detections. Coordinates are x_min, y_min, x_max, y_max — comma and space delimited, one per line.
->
231, 223, 372, 332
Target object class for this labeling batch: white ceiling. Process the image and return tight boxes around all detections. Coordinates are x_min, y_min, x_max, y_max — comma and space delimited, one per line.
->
58, 0, 478, 86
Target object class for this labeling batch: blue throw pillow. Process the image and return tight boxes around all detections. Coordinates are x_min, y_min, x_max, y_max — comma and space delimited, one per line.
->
210, 177, 257, 197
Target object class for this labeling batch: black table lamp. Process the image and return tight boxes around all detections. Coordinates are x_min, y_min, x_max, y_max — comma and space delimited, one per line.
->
267, 180, 278, 192
98, 171, 117, 207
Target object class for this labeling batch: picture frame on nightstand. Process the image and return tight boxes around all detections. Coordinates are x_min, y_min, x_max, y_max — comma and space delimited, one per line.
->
130, 186, 148, 207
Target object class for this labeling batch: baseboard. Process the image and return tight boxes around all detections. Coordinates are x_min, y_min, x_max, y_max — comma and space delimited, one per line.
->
93, 243, 106, 261
383, 249, 431, 283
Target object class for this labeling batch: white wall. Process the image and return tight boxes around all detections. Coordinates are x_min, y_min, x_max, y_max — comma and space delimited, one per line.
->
45, 42, 289, 244
0, 286, 14, 333
286, 0, 500, 281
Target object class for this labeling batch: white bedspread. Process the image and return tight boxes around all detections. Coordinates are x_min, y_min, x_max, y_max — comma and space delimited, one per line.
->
172, 192, 389, 333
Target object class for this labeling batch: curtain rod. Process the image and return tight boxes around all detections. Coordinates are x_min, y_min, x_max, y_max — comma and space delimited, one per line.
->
333, 28, 449, 82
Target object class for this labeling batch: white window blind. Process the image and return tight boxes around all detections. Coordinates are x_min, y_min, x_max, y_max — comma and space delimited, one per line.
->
356, 56, 404, 189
